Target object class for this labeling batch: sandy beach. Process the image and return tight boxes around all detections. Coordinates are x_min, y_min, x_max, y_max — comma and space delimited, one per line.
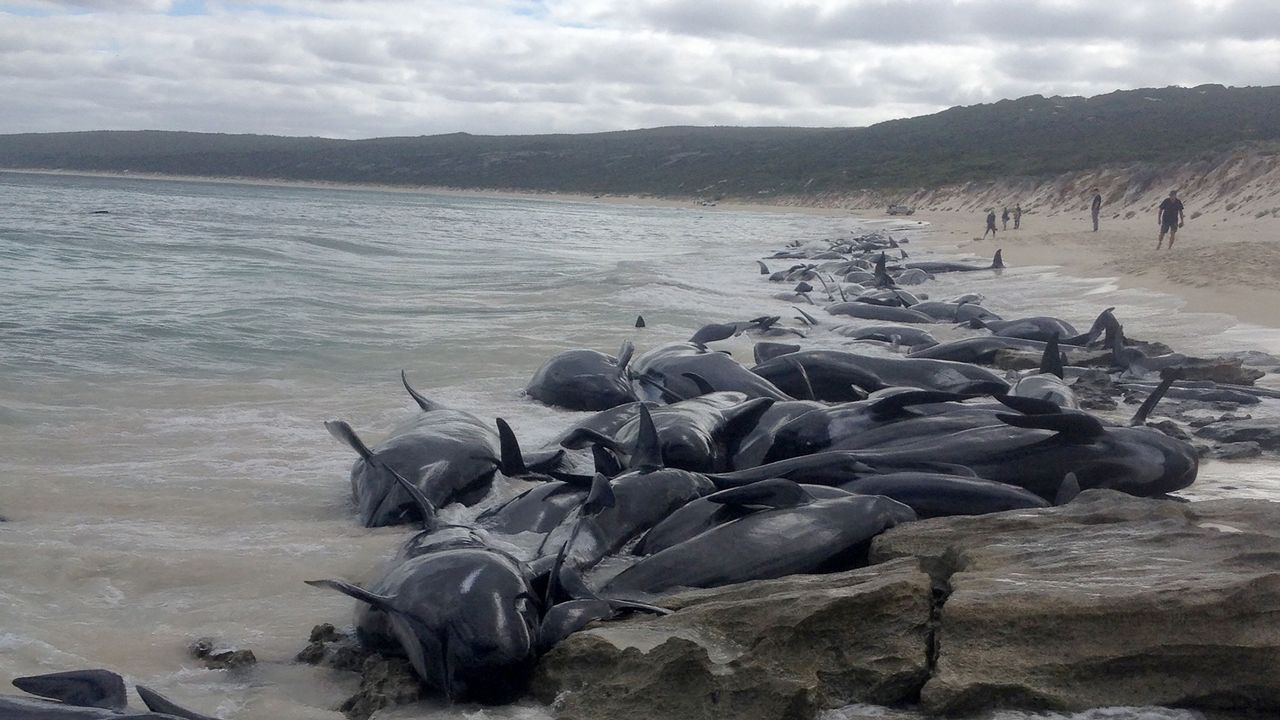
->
915, 207, 1280, 328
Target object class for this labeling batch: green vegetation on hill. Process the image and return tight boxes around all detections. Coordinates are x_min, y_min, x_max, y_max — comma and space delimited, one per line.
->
2, 85, 1278, 197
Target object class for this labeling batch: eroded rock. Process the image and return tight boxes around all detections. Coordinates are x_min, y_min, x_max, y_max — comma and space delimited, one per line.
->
1194, 419, 1280, 450
869, 490, 1280, 715
188, 636, 257, 670
531, 559, 933, 720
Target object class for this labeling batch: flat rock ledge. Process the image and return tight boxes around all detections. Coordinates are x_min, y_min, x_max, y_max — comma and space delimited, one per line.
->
531, 558, 933, 720
532, 490, 1280, 719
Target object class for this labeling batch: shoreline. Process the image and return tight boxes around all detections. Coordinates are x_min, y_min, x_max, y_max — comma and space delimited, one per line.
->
6, 166, 1278, 331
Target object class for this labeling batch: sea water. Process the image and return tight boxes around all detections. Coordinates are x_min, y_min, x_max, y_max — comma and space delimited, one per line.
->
0, 171, 1274, 719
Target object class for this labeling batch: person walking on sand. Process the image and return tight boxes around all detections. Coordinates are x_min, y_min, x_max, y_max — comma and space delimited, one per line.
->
1013, 204, 1022, 229
1091, 189, 1103, 232
1001, 206, 1010, 230
984, 210, 998, 239
1157, 190, 1184, 249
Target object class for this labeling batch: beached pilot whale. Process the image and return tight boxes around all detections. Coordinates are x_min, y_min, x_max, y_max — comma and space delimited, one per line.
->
525, 340, 638, 411
326, 372, 559, 527
628, 342, 792, 402
1, 668, 216, 719
308, 542, 541, 704
600, 479, 916, 596
751, 349, 1010, 401
561, 393, 776, 474
904, 248, 1004, 274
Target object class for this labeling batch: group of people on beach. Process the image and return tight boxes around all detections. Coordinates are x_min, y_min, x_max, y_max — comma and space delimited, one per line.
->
1092, 187, 1186, 249
982, 204, 1021, 239
981, 189, 1186, 249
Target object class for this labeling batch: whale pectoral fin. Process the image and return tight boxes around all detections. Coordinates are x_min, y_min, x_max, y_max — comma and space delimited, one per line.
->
12, 669, 127, 710
792, 306, 819, 326
305, 579, 396, 611
680, 372, 716, 396
324, 420, 374, 460
869, 390, 973, 419
1129, 373, 1177, 426
135, 686, 218, 720
384, 461, 439, 532
616, 340, 635, 374
559, 428, 622, 452
401, 370, 441, 412
544, 470, 597, 487
1055, 472, 1082, 505
997, 412, 1104, 440
994, 394, 1062, 415
706, 478, 811, 510
525, 448, 567, 473
388, 613, 451, 702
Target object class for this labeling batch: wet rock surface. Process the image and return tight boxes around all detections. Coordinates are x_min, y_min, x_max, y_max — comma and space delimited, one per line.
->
531, 492, 1280, 719
1070, 369, 1118, 410
296, 624, 420, 718
871, 490, 1280, 716
188, 636, 257, 670
530, 558, 933, 720
1194, 419, 1280, 450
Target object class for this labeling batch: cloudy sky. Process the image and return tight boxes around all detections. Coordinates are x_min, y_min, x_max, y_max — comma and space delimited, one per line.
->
2, 0, 1277, 138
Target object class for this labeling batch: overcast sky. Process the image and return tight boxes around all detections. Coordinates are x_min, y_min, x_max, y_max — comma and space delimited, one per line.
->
2, 0, 1277, 138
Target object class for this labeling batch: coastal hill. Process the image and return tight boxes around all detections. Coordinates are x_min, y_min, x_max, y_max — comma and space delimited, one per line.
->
1, 84, 1278, 197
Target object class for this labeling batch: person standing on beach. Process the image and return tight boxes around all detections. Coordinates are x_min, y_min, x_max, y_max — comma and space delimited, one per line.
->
1157, 190, 1184, 249
1013, 204, 1022, 229
1001, 207, 1010, 230
1091, 189, 1103, 231
984, 210, 998, 239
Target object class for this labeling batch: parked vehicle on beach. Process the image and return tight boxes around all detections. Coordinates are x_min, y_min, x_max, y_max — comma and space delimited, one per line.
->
887, 204, 915, 215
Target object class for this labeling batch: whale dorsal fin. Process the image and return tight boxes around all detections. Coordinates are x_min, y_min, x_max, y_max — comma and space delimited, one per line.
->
12, 669, 127, 710
632, 404, 664, 472
1055, 472, 1081, 505
496, 418, 528, 476
991, 249, 1004, 269
616, 340, 635, 374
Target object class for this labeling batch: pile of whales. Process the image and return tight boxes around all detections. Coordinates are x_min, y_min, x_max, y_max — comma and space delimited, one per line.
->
8, 228, 1232, 715
287, 230, 1211, 707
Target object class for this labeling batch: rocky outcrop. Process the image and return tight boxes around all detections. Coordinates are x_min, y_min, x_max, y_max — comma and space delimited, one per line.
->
1160, 356, 1266, 385
870, 490, 1280, 715
531, 558, 933, 720
532, 492, 1280, 720
1195, 419, 1280, 450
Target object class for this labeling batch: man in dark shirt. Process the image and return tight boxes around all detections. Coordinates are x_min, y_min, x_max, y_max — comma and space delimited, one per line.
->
1091, 189, 1102, 232
1157, 190, 1184, 249
984, 210, 998, 239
